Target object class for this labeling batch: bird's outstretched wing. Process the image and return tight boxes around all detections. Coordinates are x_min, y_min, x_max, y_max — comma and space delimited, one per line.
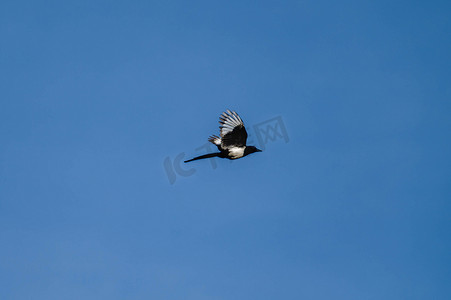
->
219, 110, 248, 147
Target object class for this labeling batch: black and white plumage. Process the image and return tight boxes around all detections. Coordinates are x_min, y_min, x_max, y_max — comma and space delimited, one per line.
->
184, 110, 262, 163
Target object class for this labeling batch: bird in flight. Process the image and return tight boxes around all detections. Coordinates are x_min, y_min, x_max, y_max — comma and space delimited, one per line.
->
184, 110, 262, 163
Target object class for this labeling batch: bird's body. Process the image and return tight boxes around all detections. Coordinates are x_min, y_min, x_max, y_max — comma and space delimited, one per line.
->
227, 146, 245, 159
184, 110, 262, 163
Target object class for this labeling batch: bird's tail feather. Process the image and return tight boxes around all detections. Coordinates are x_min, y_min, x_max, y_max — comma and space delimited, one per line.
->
184, 152, 221, 163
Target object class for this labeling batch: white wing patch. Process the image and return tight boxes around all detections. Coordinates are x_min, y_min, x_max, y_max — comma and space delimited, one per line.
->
228, 146, 245, 159
208, 135, 221, 145
219, 110, 244, 137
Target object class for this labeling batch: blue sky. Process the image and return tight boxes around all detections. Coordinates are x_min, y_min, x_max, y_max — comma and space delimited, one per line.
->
1, 0, 450, 299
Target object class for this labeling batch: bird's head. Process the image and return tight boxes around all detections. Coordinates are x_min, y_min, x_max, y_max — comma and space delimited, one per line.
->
244, 146, 262, 156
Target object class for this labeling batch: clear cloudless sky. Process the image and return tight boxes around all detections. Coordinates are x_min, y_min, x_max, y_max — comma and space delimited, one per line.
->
1, 1, 450, 299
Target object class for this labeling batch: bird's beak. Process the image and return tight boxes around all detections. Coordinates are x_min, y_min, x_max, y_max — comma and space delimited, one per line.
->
257, 149, 262, 152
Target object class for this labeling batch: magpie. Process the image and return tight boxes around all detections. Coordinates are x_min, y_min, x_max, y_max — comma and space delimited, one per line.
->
184, 110, 262, 163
